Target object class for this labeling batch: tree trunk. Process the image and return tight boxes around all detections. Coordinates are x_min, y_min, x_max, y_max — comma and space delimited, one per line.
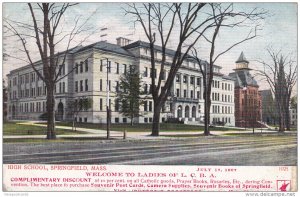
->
278, 106, 285, 132
46, 85, 56, 139
204, 97, 211, 136
285, 101, 291, 131
72, 116, 76, 132
151, 103, 161, 136
130, 115, 134, 126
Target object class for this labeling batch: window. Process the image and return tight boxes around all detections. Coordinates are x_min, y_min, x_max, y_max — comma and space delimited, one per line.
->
123, 64, 127, 73
80, 62, 83, 73
190, 77, 194, 85
197, 91, 200, 99
75, 81, 78, 92
85, 60, 88, 72
123, 118, 127, 123
109, 80, 111, 91
190, 90, 194, 99
149, 84, 152, 94
176, 89, 180, 97
84, 117, 87, 123
144, 118, 148, 123
222, 83, 224, 90
75, 63, 78, 74
25, 74, 29, 83
115, 99, 119, 111
116, 81, 119, 92
144, 67, 148, 77
115, 118, 119, 123
100, 60, 103, 71
144, 101, 148, 111
31, 73, 35, 83
107, 61, 111, 73
100, 79, 102, 91
151, 68, 157, 78
58, 65, 63, 76
116, 62, 119, 74
63, 82, 65, 93
149, 118, 153, 122
144, 84, 148, 94
183, 75, 187, 83
197, 78, 200, 86
162, 70, 166, 80
80, 80, 83, 92
176, 74, 180, 82
100, 98, 103, 111
62, 64, 65, 75
59, 82, 62, 93
85, 79, 88, 91
184, 90, 187, 98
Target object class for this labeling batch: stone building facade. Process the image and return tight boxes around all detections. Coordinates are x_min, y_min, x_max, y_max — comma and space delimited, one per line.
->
7, 38, 235, 126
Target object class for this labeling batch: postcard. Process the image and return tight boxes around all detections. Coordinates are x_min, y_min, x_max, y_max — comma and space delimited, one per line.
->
2, 2, 297, 193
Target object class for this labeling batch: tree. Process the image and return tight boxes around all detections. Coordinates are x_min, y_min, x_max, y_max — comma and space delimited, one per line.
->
262, 91, 278, 125
125, 3, 216, 136
118, 67, 144, 126
3, 80, 8, 121
291, 96, 297, 110
4, 3, 97, 139
257, 48, 297, 132
191, 3, 266, 135
69, 97, 93, 131
126, 3, 267, 136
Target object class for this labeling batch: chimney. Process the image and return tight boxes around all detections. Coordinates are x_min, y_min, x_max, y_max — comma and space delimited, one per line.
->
116, 37, 131, 47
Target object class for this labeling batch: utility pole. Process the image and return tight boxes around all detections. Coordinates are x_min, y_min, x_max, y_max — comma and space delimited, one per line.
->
106, 58, 110, 139
243, 86, 247, 130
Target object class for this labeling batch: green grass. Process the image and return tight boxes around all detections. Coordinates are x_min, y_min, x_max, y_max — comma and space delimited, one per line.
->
3, 121, 88, 136
55, 122, 245, 132
224, 132, 297, 137
3, 138, 67, 143
3, 137, 119, 143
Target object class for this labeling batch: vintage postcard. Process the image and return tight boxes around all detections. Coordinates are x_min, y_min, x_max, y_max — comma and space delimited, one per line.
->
2, 1, 297, 194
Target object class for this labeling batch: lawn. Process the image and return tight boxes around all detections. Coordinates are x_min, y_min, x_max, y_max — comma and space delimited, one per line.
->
55, 122, 245, 132
3, 121, 88, 135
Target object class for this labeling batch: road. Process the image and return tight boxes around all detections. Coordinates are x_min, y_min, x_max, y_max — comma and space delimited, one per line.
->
3, 134, 297, 166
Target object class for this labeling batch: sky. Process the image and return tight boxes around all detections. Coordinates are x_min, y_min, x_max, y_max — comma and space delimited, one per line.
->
2, 2, 298, 91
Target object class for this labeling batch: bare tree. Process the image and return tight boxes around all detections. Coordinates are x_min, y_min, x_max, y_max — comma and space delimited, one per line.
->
69, 97, 93, 132
257, 48, 297, 132
125, 3, 227, 136
4, 3, 98, 139
191, 3, 267, 135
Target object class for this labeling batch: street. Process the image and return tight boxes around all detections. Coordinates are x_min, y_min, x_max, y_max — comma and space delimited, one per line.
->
3, 134, 297, 166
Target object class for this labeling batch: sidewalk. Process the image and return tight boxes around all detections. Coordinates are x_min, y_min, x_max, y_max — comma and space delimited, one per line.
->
4, 121, 293, 140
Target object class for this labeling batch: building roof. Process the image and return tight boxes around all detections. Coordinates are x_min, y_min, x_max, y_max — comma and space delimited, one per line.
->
222, 75, 235, 81
74, 41, 135, 57
123, 40, 180, 57
235, 51, 249, 64
229, 70, 258, 87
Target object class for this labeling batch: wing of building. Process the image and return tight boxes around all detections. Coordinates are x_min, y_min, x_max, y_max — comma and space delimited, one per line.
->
7, 38, 235, 126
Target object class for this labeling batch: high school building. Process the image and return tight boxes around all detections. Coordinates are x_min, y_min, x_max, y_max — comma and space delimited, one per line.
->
7, 38, 235, 126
